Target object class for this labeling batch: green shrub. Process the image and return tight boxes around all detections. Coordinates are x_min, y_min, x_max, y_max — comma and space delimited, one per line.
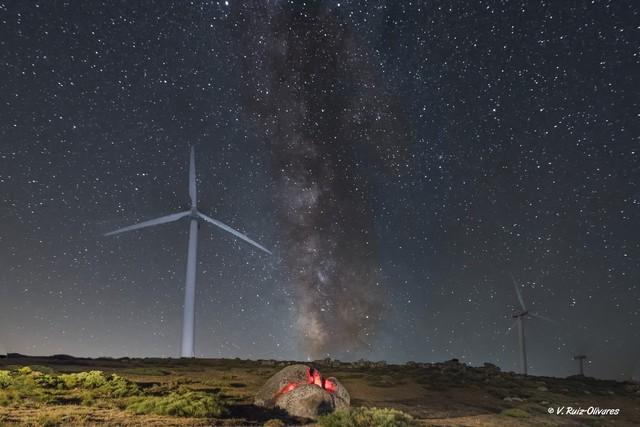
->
127, 390, 228, 418
59, 371, 107, 389
56, 371, 139, 396
17, 366, 32, 375
34, 374, 62, 388
103, 374, 141, 397
0, 371, 12, 388
318, 407, 416, 427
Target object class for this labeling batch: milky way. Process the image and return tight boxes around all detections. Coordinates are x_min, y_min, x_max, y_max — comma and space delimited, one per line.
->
231, 3, 409, 357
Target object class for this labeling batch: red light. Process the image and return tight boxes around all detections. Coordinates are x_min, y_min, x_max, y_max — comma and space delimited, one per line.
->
324, 379, 336, 393
277, 382, 299, 395
277, 368, 336, 397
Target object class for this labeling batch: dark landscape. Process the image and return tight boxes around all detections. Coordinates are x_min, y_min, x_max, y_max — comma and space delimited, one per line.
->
0, 355, 638, 426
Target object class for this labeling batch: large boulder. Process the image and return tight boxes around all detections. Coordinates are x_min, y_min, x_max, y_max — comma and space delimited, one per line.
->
254, 364, 350, 419
326, 376, 350, 408
275, 383, 335, 418
254, 364, 309, 408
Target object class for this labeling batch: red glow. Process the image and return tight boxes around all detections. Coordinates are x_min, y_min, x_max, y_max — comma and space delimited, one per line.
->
311, 369, 323, 387
277, 382, 300, 395
324, 379, 336, 393
276, 367, 336, 398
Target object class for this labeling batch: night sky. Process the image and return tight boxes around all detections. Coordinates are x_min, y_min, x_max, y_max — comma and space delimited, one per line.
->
1, 1, 638, 380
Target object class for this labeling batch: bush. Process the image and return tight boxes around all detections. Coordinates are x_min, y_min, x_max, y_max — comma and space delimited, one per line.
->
17, 366, 32, 375
127, 390, 228, 418
56, 371, 140, 396
103, 374, 141, 397
59, 371, 107, 389
34, 374, 62, 388
263, 420, 286, 427
318, 407, 416, 427
0, 371, 12, 388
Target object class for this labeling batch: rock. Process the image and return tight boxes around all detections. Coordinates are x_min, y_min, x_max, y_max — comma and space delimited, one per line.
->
254, 364, 309, 408
326, 376, 350, 407
275, 383, 335, 418
255, 365, 350, 419
537, 386, 548, 392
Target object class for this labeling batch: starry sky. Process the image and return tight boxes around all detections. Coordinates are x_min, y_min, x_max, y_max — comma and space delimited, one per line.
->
0, 1, 638, 380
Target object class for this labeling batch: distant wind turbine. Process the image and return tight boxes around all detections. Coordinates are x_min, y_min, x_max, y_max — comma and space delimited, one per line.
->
506, 275, 554, 375
104, 147, 271, 358
573, 354, 587, 376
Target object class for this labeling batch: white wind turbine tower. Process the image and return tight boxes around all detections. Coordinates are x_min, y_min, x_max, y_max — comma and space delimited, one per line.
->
506, 275, 553, 375
105, 147, 271, 358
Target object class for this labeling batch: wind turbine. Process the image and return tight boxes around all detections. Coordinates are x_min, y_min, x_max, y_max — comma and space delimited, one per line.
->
573, 354, 587, 376
105, 147, 271, 358
506, 275, 553, 375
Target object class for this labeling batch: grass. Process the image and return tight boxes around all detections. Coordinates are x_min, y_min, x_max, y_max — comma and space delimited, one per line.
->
317, 407, 416, 427
0, 366, 229, 420
501, 407, 531, 418
126, 390, 228, 418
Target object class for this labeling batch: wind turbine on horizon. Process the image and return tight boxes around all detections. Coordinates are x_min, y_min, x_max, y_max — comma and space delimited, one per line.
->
104, 147, 271, 358
506, 275, 554, 375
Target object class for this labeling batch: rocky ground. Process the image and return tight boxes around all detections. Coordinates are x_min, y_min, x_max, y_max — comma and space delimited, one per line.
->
0, 354, 638, 426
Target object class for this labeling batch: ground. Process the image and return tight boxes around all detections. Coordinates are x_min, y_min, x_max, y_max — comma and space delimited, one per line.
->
0, 355, 638, 426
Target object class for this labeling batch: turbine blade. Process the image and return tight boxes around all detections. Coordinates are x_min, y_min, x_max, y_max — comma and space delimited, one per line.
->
104, 211, 189, 236
530, 312, 555, 323
511, 274, 527, 311
198, 212, 271, 255
189, 146, 197, 207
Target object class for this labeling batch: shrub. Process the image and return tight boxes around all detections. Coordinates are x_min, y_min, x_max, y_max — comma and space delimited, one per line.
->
127, 390, 228, 418
103, 374, 140, 397
263, 420, 286, 427
58, 371, 107, 389
34, 374, 62, 388
0, 371, 12, 388
17, 366, 32, 375
38, 371, 140, 397
318, 407, 416, 427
